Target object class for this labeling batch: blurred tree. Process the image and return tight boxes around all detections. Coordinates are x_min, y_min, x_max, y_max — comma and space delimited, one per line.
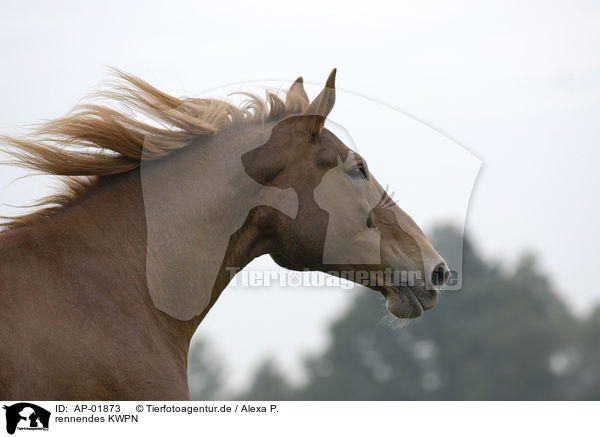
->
237, 358, 295, 401
187, 338, 226, 400
569, 304, 600, 400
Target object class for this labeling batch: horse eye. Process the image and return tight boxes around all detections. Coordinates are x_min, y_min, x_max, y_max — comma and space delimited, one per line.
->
348, 160, 369, 180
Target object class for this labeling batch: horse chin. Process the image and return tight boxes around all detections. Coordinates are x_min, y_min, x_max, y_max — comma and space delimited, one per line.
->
270, 253, 302, 271
381, 285, 426, 319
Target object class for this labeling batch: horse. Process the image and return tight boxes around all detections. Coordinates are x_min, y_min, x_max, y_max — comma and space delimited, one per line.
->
0, 69, 449, 400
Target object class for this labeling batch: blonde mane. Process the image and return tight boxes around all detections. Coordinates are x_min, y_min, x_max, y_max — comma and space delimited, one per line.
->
0, 70, 308, 229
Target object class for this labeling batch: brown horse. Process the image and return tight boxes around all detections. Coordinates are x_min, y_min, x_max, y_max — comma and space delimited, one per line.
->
0, 70, 449, 400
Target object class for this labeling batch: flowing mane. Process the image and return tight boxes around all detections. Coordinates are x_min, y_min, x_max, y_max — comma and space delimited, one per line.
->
0, 70, 308, 229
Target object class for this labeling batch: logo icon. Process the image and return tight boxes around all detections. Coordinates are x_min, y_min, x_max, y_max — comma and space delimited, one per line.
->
3, 403, 50, 434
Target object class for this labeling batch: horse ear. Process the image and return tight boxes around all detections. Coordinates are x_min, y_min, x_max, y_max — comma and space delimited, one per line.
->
303, 68, 337, 134
287, 76, 309, 110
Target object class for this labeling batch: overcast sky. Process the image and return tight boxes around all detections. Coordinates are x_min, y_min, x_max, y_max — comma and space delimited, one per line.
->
1, 0, 599, 390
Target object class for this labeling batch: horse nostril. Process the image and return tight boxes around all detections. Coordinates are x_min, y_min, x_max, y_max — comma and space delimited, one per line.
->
431, 263, 450, 287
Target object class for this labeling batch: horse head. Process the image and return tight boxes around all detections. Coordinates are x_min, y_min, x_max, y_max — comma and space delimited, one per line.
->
241, 70, 449, 318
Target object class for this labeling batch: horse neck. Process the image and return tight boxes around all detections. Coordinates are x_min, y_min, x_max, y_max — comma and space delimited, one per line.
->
140, 122, 282, 320
19, 122, 276, 327
18, 169, 158, 318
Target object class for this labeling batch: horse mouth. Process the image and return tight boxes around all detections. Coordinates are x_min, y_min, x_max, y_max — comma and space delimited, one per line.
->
379, 285, 438, 319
